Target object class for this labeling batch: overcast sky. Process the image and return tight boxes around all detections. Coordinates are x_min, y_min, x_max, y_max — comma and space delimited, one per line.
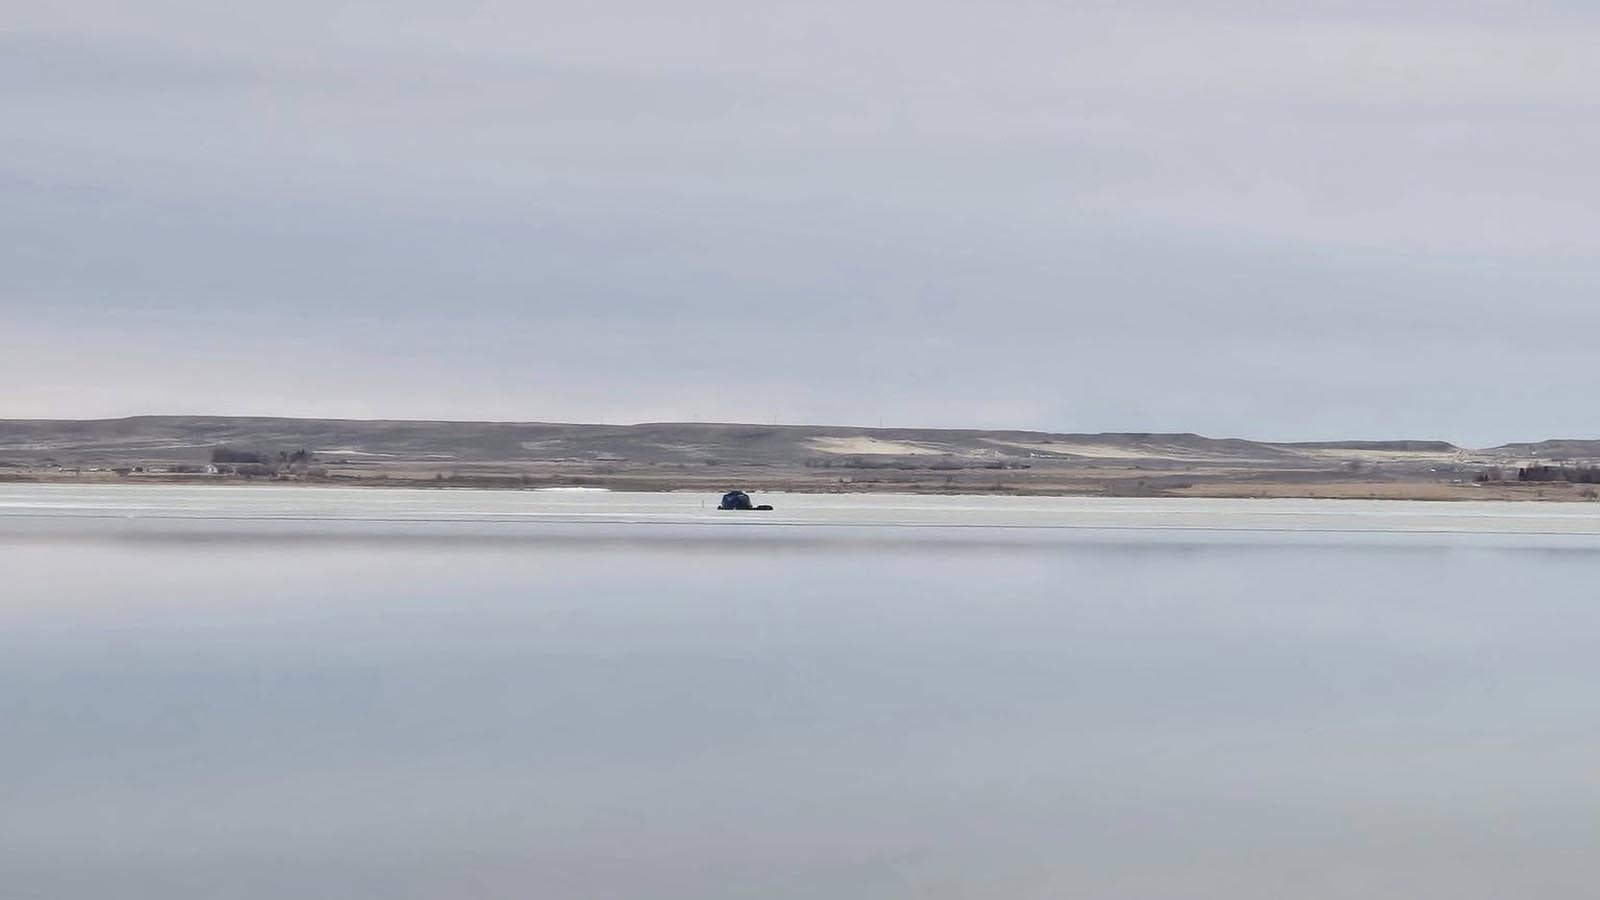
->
5, 1, 1598, 443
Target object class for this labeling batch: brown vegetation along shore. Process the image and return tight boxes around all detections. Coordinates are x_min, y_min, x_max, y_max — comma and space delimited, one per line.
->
3, 416, 1599, 501
5, 468, 1599, 502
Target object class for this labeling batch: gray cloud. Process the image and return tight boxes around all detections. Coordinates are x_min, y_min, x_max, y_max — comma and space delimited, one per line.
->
5, 1, 1599, 443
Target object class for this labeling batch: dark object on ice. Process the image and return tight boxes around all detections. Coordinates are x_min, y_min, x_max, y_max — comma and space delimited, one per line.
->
718, 491, 772, 511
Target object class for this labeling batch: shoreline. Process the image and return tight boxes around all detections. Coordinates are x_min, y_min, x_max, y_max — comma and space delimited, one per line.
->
3, 471, 1597, 504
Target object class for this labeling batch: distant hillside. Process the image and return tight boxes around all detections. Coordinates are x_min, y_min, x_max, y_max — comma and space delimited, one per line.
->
2, 416, 1597, 499
1278, 440, 1461, 453
0, 416, 1432, 465
1490, 440, 1600, 461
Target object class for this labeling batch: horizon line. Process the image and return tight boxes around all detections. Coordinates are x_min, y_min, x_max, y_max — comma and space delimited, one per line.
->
0, 413, 1589, 452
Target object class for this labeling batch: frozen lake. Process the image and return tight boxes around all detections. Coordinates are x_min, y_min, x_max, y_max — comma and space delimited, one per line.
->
5, 485, 1600, 898
7, 482, 1600, 535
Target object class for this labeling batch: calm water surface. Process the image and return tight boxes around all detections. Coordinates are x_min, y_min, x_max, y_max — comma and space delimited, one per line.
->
5, 486, 1600, 898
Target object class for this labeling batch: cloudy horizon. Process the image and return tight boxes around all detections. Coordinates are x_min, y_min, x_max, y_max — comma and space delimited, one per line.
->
6, 1, 1599, 445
